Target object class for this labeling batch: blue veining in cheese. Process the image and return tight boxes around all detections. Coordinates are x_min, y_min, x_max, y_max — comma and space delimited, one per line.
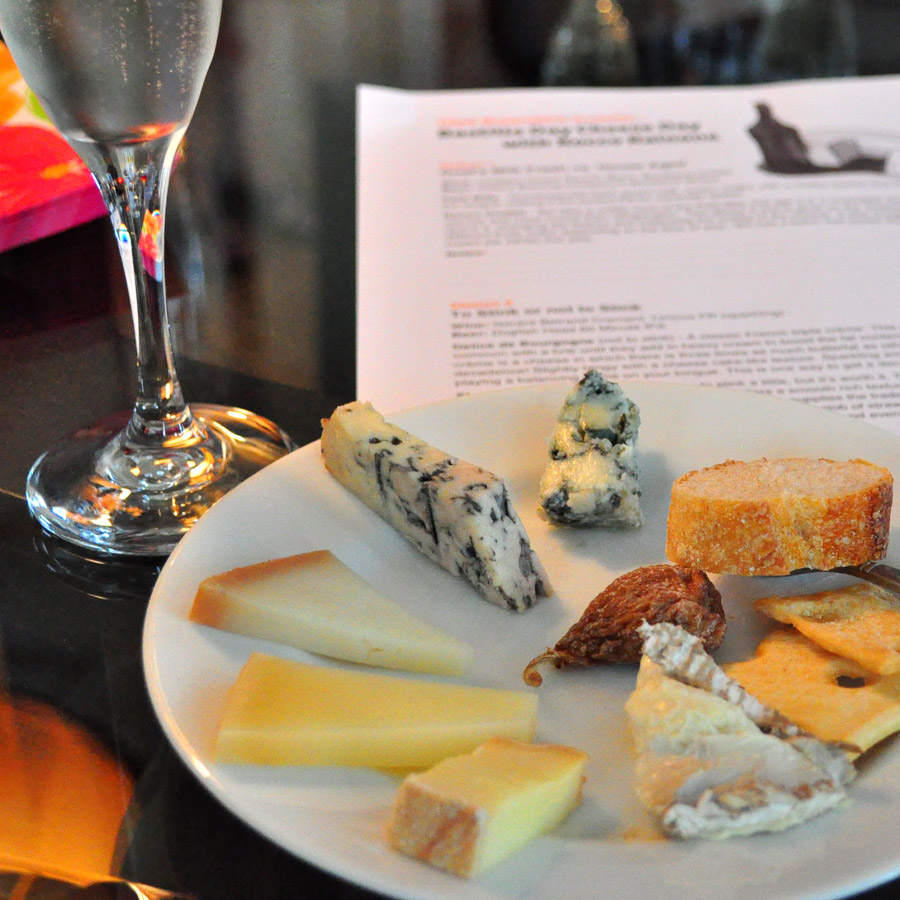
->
539, 370, 642, 527
321, 402, 550, 612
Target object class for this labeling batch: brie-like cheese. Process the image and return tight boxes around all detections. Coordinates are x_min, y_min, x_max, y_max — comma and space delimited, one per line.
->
539, 370, 642, 527
625, 623, 853, 839
321, 401, 550, 612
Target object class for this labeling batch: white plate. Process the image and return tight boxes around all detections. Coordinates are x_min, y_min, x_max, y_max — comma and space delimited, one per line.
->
144, 382, 900, 900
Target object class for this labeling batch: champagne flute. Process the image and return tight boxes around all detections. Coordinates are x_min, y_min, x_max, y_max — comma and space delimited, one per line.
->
0, 0, 295, 556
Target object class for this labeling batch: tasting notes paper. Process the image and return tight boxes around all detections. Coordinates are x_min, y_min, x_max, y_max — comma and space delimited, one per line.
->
356, 78, 900, 434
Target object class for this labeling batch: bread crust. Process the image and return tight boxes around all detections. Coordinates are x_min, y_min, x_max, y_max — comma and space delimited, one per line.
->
666, 457, 892, 575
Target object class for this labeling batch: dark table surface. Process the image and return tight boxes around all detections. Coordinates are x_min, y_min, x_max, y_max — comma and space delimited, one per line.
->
4, 2, 900, 898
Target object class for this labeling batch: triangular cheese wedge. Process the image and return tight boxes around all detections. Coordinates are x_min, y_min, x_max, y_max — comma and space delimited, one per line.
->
214, 654, 538, 768
389, 738, 587, 877
626, 623, 853, 839
190, 550, 473, 676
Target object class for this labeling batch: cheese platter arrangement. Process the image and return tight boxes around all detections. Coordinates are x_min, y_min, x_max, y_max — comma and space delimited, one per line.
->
143, 378, 900, 900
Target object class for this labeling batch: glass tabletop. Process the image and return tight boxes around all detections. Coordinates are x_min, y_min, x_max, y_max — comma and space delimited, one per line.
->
3, 325, 898, 899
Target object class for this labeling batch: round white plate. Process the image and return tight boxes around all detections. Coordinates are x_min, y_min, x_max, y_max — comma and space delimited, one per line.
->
144, 382, 900, 900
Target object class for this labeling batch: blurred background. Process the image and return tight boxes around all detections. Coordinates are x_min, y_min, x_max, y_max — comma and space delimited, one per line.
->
4, 0, 900, 400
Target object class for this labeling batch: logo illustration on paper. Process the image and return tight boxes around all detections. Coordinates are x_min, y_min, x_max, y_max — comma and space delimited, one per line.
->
748, 102, 900, 176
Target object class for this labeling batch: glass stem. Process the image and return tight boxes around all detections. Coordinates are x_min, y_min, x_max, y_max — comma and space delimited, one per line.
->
88, 130, 199, 448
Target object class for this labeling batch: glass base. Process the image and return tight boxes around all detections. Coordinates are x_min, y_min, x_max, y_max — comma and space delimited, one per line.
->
26, 404, 296, 557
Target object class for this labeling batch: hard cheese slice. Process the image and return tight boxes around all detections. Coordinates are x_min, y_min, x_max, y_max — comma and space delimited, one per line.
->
756, 583, 900, 675
190, 550, 473, 676
388, 737, 587, 877
214, 654, 539, 768
321, 401, 550, 612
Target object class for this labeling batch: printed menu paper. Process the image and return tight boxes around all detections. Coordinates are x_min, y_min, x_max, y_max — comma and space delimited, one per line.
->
356, 78, 900, 435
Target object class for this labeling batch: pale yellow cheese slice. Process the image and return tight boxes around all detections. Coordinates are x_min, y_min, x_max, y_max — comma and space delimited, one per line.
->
724, 629, 900, 754
756, 583, 900, 675
388, 737, 587, 877
190, 550, 473, 676
214, 653, 539, 768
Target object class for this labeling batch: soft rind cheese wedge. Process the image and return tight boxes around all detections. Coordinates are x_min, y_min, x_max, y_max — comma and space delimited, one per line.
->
388, 737, 587, 877
321, 401, 550, 612
214, 653, 539, 768
625, 623, 853, 840
189, 550, 474, 676
539, 370, 642, 527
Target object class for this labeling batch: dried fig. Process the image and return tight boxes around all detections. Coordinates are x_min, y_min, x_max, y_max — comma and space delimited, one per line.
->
524, 564, 725, 685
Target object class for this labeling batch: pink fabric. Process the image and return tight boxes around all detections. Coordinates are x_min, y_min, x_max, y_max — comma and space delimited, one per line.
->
0, 51, 105, 251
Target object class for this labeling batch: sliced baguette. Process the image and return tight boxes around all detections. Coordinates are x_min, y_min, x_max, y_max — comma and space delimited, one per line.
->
666, 457, 892, 575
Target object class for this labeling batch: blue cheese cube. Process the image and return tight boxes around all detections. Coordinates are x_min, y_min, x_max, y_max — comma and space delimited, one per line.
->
322, 402, 550, 612
539, 371, 643, 527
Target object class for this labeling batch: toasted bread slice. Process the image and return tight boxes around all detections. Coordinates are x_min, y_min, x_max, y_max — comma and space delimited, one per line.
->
666, 457, 892, 575
756, 583, 900, 675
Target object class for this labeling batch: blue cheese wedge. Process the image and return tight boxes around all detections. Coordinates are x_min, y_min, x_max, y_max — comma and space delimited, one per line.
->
321, 401, 550, 612
539, 370, 642, 527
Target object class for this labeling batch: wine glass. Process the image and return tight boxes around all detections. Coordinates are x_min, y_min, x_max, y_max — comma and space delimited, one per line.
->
542, 0, 638, 87
0, 0, 295, 556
